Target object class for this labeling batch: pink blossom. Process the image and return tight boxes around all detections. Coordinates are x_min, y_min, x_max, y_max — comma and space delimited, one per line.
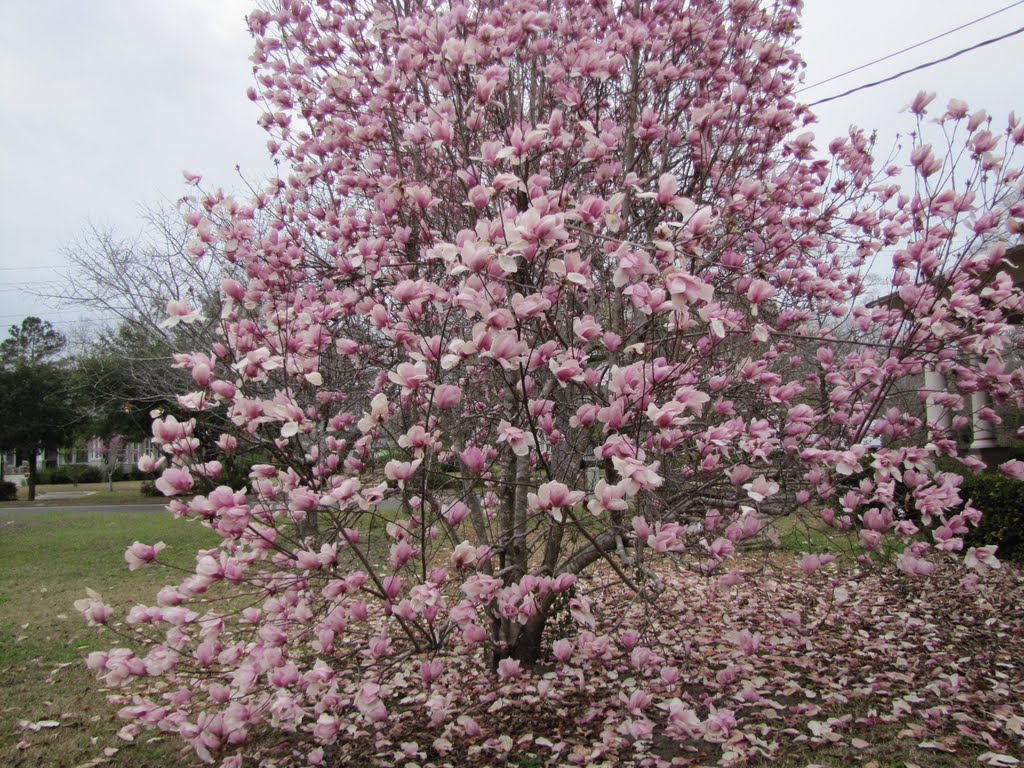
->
450, 541, 478, 569
136, 455, 165, 473
388, 361, 427, 392
124, 541, 166, 571
588, 479, 628, 516
998, 459, 1024, 481
964, 545, 1001, 573
73, 0, 1024, 760
612, 456, 663, 494
742, 474, 779, 502
497, 658, 522, 680
159, 298, 203, 328
74, 589, 112, 626
552, 638, 574, 662
528, 481, 586, 521
799, 553, 822, 576
664, 699, 702, 738
898, 550, 935, 577
433, 384, 462, 409
154, 468, 194, 496
384, 458, 422, 488
905, 90, 936, 115
497, 420, 536, 457
354, 684, 388, 723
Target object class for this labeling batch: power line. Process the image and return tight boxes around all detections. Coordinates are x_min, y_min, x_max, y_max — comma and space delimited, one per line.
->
0, 264, 65, 272
0, 316, 116, 326
808, 24, 1024, 107
798, 0, 1024, 93
0, 312, 102, 319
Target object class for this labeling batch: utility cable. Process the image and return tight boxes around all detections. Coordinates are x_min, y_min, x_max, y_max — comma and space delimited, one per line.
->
0, 265, 64, 272
808, 24, 1024, 107
798, 0, 1024, 93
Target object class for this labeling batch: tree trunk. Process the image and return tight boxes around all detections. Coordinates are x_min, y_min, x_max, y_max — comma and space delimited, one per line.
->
493, 612, 549, 668
511, 613, 548, 665
27, 451, 37, 502
298, 509, 318, 538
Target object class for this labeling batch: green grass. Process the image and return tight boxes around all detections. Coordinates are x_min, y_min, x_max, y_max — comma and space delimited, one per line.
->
773, 510, 842, 555
0, 510, 219, 767
1, 480, 158, 506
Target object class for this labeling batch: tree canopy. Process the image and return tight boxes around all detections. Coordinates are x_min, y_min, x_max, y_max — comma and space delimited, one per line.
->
77, 0, 1024, 764
0, 317, 78, 499
0, 316, 66, 364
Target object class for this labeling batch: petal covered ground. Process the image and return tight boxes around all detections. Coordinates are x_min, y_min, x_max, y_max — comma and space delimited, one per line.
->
185, 561, 1024, 767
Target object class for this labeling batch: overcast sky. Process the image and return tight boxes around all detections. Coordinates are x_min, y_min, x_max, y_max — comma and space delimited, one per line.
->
0, 0, 1021, 333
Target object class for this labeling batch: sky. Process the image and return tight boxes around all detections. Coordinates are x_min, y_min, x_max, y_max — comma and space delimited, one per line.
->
0, 0, 1021, 334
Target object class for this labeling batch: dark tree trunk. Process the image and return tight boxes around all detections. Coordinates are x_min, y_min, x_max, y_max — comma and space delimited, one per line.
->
298, 509, 318, 538
511, 614, 548, 665
26, 451, 37, 502
492, 613, 549, 668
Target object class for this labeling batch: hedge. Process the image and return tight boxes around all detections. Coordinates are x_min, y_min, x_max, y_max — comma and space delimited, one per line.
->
36, 465, 103, 485
34, 465, 147, 485
0, 481, 17, 501
961, 472, 1024, 565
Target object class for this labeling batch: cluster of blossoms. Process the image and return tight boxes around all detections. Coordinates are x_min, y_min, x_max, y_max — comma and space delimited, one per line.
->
79, 0, 1024, 763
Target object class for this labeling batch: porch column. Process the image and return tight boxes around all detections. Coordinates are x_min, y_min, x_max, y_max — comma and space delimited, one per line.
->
923, 365, 952, 433
970, 388, 998, 455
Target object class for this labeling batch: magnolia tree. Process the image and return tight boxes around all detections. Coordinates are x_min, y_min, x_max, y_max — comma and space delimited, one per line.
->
96, 434, 126, 492
79, 0, 1024, 763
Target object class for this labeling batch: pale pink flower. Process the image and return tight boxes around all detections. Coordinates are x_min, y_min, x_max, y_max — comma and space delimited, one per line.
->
742, 474, 779, 502
904, 90, 936, 115
497, 420, 536, 457
497, 657, 522, 680
154, 468, 194, 496
965, 545, 1001, 573
74, 588, 112, 626
528, 481, 585, 521
124, 541, 166, 571
158, 298, 203, 328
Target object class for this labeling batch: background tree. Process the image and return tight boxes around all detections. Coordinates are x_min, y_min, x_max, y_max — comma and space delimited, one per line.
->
52, 202, 274, 456
78, 0, 1024, 763
94, 433, 125, 492
55, 203, 228, 340
0, 315, 66, 363
0, 317, 79, 500
72, 322, 184, 443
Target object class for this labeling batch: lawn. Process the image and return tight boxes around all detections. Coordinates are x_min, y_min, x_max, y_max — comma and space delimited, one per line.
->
2, 480, 156, 506
1, 507, 1022, 768
0, 509, 219, 767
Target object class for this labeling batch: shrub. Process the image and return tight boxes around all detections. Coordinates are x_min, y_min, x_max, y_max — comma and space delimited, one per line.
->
112, 466, 145, 482
37, 464, 103, 485
213, 452, 265, 491
961, 472, 1024, 565
0, 481, 17, 501
139, 480, 162, 497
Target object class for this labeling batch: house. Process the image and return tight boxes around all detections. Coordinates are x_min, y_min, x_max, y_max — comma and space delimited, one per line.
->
1, 437, 154, 485
866, 243, 1024, 466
